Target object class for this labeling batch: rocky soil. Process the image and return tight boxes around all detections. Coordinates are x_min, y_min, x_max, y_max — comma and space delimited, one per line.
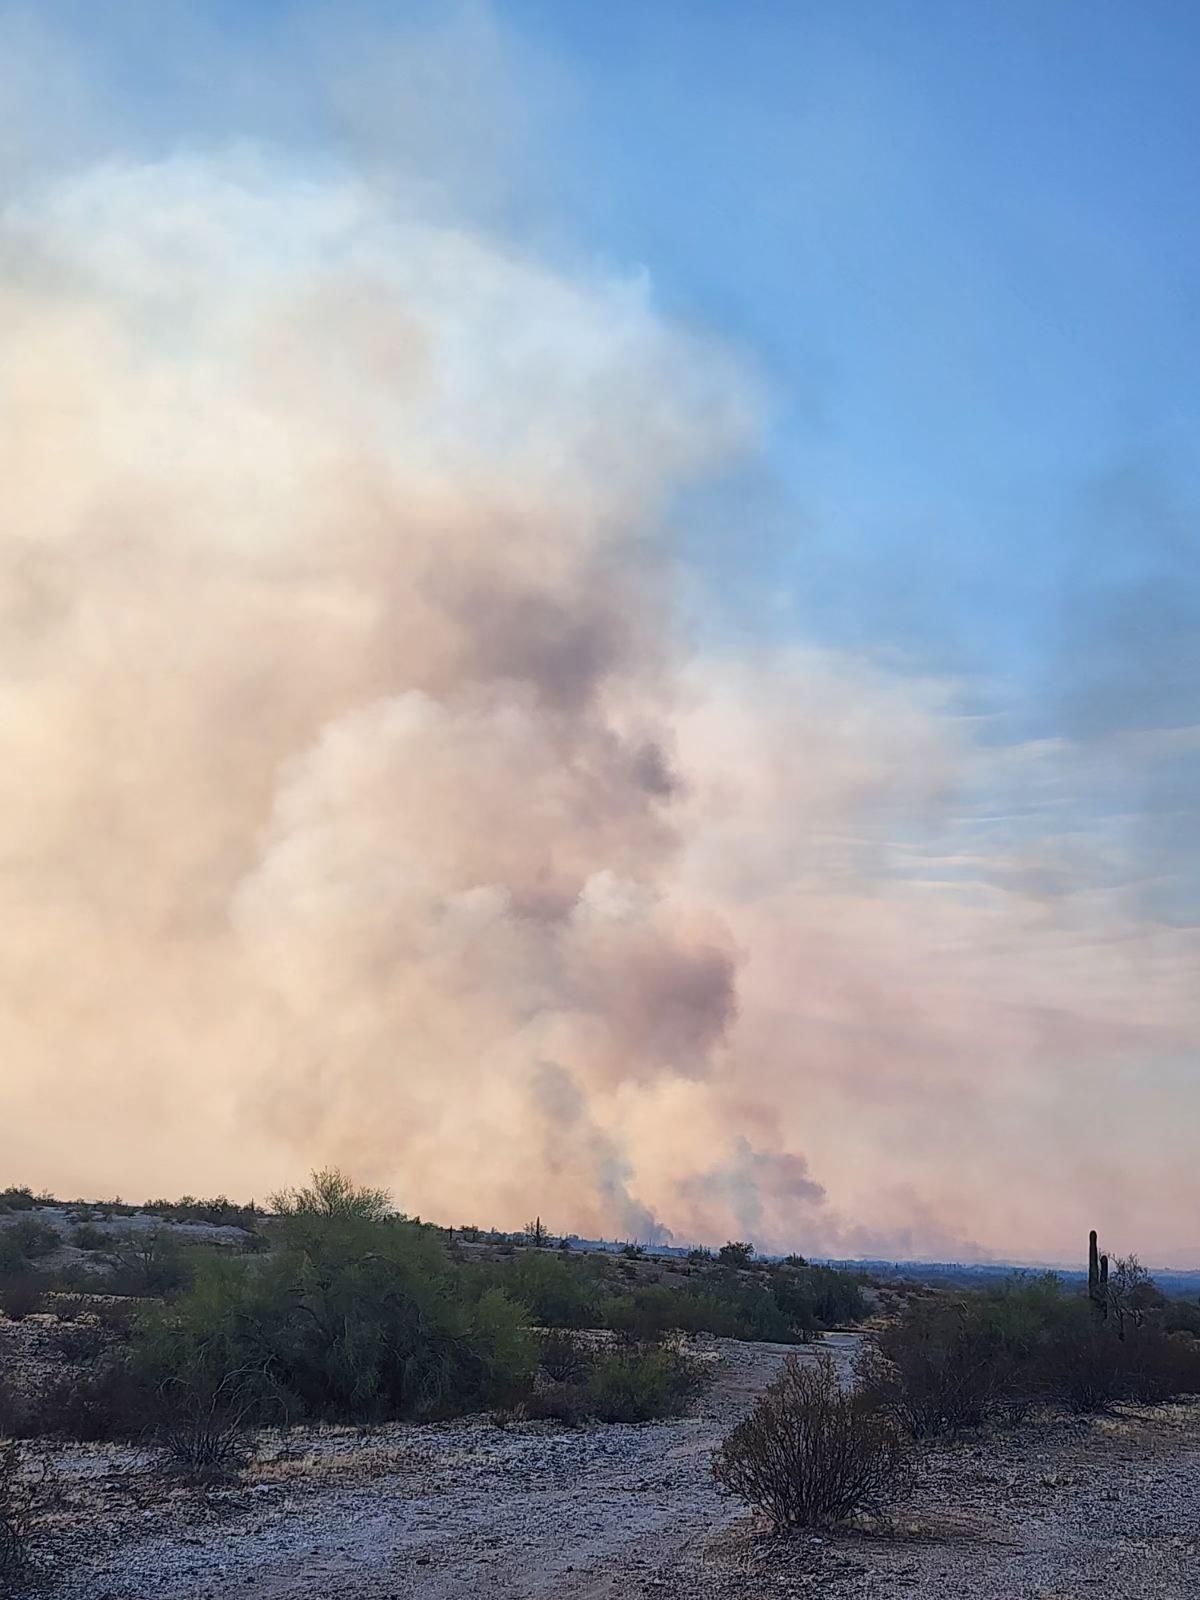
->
10, 1332, 1200, 1599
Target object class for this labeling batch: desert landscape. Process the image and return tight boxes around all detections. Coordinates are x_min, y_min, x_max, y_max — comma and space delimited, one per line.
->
2, 1185, 1199, 1598
3, 5, 1200, 1597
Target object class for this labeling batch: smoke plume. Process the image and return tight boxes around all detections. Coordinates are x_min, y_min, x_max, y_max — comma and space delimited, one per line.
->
2, 26, 1199, 1264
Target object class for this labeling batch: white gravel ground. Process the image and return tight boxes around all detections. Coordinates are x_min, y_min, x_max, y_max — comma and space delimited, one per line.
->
18, 1335, 1200, 1600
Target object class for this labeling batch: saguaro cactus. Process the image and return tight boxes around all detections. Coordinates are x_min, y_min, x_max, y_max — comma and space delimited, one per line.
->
1088, 1229, 1109, 1319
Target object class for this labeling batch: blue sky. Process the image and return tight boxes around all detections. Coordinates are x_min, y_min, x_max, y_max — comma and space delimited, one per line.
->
514, 1, 1200, 699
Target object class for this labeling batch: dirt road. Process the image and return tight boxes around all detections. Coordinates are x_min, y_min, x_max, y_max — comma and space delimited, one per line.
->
39, 1338, 1200, 1599
47, 1336, 861, 1600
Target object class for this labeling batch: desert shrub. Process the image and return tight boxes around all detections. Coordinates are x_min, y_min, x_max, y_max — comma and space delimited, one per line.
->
154, 1376, 256, 1484
29, 1357, 156, 1442
0, 1219, 59, 1275
718, 1241, 755, 1268
0, 1278, 45, 1323
0, 1188, 36, 1213
506, 1252, 602, 1329
784, 1264, 868, 1328
9, 1219, 59, 1261
135, 1197, 536, 1424
1164, 1299, 1200, 1339
269, 1167, 394, 1223
1120, 1330, 1200, 1404
1040, 1321, 1200, 1413
103, 1230, 191, 1297
71, 1224, 108, 1253
0, 1441, 59, 1590
868, 1280, 1076, 1434
524, 1381, 594, 1426
687, 1274, 804, 1342
44, 1320, 109, 1364
870, 1304, 1010, 1435
713, 1352, 907, 1529
538, 1329, 596, 1383
583, 1341, 700, 1423
603, 1286, 683, 1341
870, 1276, 1200, 1431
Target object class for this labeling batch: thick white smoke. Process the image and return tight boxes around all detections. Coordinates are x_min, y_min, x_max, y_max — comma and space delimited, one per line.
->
2, 152, 1198, 1262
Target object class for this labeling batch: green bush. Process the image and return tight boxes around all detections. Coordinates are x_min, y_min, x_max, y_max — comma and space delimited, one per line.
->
506, 1252, 602, 1329
583, 1341, 700, 1422
10, 1219, 59, 1261
1164, 1299, 1200, 1339
102, 1230, 192, 1298
135, 1201, 535, 1424
0, 1217, 60, 1276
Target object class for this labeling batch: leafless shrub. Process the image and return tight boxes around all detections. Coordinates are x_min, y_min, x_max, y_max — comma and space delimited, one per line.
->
537, 1329, 595, 1384
523, 1382, 592, 1427
713, 1353, 908, 1530
44, 1320, 109, 1364
155, 1375, 257, 1484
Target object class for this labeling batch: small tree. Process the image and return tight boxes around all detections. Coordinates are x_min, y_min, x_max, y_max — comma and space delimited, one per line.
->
270, 1168, 395, 1223
718, 1241, 755, 1268
523, 1217, 548, 1248
1106, 1254, 1161, 1340
713, 1353, 907, 1529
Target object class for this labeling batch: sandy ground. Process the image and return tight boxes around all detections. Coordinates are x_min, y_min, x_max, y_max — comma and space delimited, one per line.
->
19, 1334, 1200, 1599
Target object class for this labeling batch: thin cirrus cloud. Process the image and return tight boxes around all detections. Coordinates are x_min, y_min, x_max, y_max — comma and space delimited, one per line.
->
0, 7, 1197, 1265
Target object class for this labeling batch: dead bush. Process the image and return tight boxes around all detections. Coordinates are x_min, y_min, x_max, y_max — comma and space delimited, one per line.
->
537, 1329, 595, 1384
155, 1376, 257, 1484
32, 1359, 155, 1441
713, 1353, 907, 1530
523, 1381, 593, 1427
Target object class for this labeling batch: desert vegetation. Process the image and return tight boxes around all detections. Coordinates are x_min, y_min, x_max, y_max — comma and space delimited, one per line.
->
0, 1169, 872, 1462
713, 1351, 908, 1527
4, 1180, 1199, 1593
713, 1249, 1200, 1533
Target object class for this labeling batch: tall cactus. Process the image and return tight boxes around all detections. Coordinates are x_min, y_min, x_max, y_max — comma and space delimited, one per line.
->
1088, 1229, 1109, 1319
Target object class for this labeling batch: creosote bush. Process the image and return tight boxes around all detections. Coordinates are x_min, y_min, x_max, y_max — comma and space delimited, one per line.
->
713, 1353, 907, 1529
